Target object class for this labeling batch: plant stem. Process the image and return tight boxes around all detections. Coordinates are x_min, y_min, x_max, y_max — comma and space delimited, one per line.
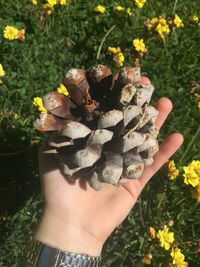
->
172, 0, 179, 14
138, 197, 145, 229
0, 149, 28, 158
157, 192, 166, 209
174, 240, 200, 247
180, 125, 200, 164
96, 25, 116, 60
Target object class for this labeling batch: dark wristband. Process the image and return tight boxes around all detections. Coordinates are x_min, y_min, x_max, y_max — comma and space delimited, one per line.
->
23, 237, 101, 267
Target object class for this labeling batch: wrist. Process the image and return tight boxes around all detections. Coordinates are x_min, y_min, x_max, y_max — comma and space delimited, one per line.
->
34, 208, 103, 257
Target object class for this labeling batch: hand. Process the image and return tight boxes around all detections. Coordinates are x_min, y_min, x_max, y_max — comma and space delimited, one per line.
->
34, 97, 183, 256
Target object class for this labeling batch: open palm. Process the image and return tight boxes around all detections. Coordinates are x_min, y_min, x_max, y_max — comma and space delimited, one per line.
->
36, 97, 183, 256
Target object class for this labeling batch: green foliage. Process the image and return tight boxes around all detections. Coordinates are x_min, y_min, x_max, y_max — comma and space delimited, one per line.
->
0, 196, 42, 266
0, 0, 200, 266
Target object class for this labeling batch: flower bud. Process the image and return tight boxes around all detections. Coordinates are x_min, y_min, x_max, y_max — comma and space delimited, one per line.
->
143, 253, 152, 265
149, 226, 156, 239
168, 219, 174, 227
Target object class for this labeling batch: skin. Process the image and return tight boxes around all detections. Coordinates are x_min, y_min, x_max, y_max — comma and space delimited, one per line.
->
34, 97, 184, 257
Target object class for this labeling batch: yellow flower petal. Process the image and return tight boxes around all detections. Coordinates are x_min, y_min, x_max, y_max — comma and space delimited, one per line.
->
32, 0, 38, 4
113, 52, 124, 67
3, 26, 19, 40
189, 15, 199, 24
134, 0, 146, 9
174, 14, 184, 28
57, 83, 69, 96
156, 225, 174, 250
107, 47, 121, 55
192, 184, 200, 201
114, 6, 125, 13
168, 160, 179, 180
33, 97, 47, 113
127, 8, 132, 16
133, 38, 146, 53
57, 0, 68, 5
170, 247, 187, 267
94, 5, 106, 14
183, 160, 200, 187
0, 64, 5, 77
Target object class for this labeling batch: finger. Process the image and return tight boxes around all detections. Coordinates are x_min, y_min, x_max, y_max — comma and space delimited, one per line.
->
154, 97, 173, 130
139, 132, 184, 188
104, 133, 183, 224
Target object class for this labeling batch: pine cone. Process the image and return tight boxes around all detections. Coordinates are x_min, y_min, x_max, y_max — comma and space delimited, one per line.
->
34, 65, 159, 190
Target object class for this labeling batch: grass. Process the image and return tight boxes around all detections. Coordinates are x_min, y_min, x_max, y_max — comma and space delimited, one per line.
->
0, 0, 200, 266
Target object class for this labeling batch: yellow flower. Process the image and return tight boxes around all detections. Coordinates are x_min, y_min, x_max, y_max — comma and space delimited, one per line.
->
134, 0, 146, 9
3, 26, 25, 41
142, 253, 152, 265
198, 101, 200, 110
33, 97, 47, 113
32, 0, 38, 4
183, 160, 200, 187
192, 184, 200, 202
107, 47, 121, 55
114, 6, 125, 13
57, 0, 68, 5
113, 6, 132, 16
189, 15, 199, 24
133, 38, 146, 53
0, 64, 5, 77
155, 18, 170, 40
3, 26, 19, 40
107, 47, 124, 67
94, 5, 106, 14
168, 160, 179, 180
43, 0, 56, 9
170, 247, 187, 267
155, 24, 169, 40
156, 225, 174, 250
174, 14, 184, 28
146, 17, 158, 30
146, 16, 170, 40
43, 3, 53, 9
150, 17, 159, 24
127, 8, 132, 16
57, 83, 69, 96
113, 52, 124, 67
48, 0, 57, 5
159, 17, 168, 25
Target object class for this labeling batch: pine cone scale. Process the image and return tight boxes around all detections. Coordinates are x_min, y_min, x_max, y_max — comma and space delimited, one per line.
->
34, 64, 159, 190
